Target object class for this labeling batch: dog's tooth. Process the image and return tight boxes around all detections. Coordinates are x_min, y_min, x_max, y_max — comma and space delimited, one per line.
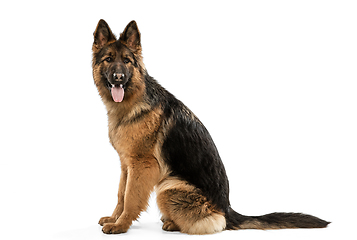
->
120, 84, 123, 88
112, 84, 115, 88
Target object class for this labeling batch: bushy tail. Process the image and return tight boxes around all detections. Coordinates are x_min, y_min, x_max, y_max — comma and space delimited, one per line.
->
225, 208, 330, 230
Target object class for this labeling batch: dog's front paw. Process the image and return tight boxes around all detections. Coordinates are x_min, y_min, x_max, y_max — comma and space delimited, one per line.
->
98, 216, 116, 226
102, 223, 128, 234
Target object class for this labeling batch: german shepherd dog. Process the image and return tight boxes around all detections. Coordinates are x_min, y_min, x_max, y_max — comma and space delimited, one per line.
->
92, 20, 330, 234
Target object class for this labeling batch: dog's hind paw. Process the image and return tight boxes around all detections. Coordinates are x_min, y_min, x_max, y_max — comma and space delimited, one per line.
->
162, 220, 180, 232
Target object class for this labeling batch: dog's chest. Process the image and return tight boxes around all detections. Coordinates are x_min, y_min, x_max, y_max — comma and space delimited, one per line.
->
107, 108, 163, 162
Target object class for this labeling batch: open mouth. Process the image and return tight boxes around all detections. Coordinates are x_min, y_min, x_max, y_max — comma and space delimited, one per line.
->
104, 72, 129, 103
110, 83, 125, 103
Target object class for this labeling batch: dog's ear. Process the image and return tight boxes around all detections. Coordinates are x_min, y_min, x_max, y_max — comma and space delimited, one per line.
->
120, 21, 141, 51
93, 19, 116, 51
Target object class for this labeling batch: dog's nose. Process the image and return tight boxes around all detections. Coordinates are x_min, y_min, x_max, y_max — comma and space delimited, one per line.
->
113, 72, 124, 81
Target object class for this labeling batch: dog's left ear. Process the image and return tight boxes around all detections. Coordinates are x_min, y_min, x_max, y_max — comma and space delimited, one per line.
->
120, 21, 141, 51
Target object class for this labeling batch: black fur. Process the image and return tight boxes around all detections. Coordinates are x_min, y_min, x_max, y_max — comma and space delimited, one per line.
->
141, 73, 230, 212
253, 212, 331, 228
162, 98, 230, 213
225, 208, 330, 229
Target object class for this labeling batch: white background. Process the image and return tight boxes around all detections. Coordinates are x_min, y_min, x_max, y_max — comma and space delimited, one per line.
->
1, 1, 356, 239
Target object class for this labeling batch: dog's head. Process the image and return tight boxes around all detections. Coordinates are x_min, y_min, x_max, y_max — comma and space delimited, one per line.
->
92, 20, 145, 103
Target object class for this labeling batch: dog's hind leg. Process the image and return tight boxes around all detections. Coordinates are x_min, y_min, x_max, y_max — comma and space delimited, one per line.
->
156, 177, 226, 235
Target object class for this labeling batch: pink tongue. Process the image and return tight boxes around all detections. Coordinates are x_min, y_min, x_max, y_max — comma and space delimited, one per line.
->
111, 86, 124, 102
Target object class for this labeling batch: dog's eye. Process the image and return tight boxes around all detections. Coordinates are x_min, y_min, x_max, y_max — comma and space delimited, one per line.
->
105, 57, 112, 62
123, 58, 130, 64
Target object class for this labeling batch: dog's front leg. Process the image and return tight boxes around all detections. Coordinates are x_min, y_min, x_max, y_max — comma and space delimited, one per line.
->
102, 158, 160, 234
99, 163, 128, 226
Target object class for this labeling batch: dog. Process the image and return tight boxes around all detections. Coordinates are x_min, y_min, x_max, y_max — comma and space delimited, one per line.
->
91, 19, 330, 234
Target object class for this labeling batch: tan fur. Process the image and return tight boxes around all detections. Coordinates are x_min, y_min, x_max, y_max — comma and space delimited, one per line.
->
152, 129, 171, 182
156, 177, 226, 234
92, 29, 168, 232
99, 102, 164, 233
188, 214, 226, 234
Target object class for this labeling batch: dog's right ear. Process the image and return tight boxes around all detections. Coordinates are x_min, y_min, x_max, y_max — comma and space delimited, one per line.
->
93, 19, 116, 51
